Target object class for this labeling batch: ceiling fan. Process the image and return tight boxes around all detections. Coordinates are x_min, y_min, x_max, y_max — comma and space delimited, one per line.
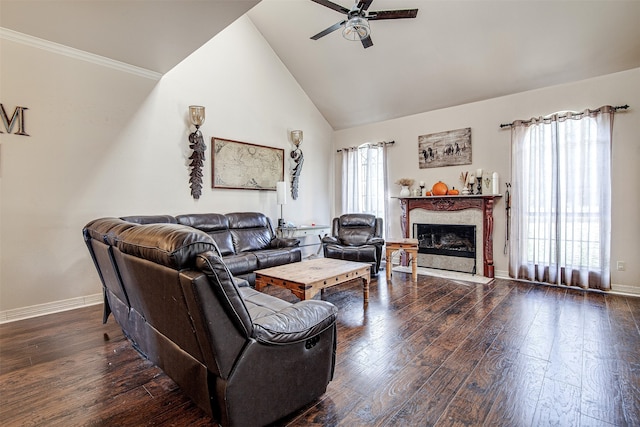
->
310, 0, 418, 49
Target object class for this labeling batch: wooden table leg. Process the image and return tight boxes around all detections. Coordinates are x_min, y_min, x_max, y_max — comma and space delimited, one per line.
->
363, 276, 370, 302
386, 248, 393, 281
410, 249, 418, 281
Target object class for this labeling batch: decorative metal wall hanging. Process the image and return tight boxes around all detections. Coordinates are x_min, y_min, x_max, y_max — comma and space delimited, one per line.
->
290, 130, 303, 199
188, 105, 206, 199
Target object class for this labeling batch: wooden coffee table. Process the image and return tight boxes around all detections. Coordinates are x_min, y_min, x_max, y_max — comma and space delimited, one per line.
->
255, 258, 371, 302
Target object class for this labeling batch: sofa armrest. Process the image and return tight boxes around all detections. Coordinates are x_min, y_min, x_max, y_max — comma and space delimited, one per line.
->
233, 276, 250, 288
367, 237, 385, 246
252, 300, 338, 345
321, 236, 339, 245
269, 237, 300, 248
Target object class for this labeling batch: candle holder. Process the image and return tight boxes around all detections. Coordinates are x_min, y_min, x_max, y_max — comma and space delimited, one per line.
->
476, 176, 483, 195
419, 185, 425, 196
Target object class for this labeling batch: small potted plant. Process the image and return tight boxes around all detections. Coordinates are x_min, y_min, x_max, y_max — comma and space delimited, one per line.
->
395, 178, 414, 197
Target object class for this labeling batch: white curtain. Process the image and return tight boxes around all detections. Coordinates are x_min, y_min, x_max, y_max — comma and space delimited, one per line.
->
509, 106, 613, 290
341, 143, 389, 237
342, 147, 360, 214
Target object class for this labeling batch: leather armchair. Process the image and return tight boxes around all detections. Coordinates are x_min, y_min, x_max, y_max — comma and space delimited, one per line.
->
322, 213, 384, 274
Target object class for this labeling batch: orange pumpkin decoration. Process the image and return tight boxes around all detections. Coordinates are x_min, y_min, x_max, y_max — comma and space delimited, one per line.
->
432, 181, 448, 196
425, 191, 432, 196
447, 187, 459, 195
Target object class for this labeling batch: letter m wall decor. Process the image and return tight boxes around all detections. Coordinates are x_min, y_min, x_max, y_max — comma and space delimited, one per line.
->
0, 104, 29, 136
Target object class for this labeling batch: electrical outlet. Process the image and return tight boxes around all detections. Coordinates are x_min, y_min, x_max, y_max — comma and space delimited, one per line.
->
617, 261, 626, 271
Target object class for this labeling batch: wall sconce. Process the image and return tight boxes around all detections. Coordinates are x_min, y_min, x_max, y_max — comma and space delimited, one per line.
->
276, 181, 287, 227
188, 105, 206, 199
290, 130, 303, 200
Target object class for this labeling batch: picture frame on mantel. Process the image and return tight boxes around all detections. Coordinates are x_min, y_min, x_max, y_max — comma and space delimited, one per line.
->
212, 137, 284, 190
418, 127, 472, 169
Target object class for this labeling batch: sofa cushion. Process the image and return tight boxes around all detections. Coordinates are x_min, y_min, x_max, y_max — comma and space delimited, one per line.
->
227, 212, 274, 252
239, 286, 292, 318
120, 215, 177, 224
251, 300, 339, 344
339, 230, 374, 246
115, 224, 217, 270
223, 253, 259, 277
176, 213, 235, 256
324, 244, 377, 265
233, 228, 273, 252
336, 214, 377, 246
239, 286, 338, 344
254, 248, 301, 269
84, 217, 136, 244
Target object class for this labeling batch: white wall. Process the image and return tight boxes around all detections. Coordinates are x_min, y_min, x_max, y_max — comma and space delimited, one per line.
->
334, 68, 640, 292
0, 16, 333, 317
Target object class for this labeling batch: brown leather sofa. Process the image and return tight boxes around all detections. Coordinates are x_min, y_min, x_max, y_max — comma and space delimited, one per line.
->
120, 212, 301, 285
83, 218, 337, 427
322, 213, 385, 274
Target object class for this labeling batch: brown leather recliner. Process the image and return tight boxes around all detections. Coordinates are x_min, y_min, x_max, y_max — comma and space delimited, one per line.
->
322, 213, 385, 274
83, 218, 337, 427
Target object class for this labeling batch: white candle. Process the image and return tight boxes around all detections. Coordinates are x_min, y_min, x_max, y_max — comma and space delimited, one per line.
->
476, 168, 483, 178
419, 181, 425, 187
492, 172, 500, 194
468, 174, 474, 184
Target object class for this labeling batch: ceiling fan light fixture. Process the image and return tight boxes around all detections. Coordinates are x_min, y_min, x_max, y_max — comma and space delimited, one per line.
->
342, 16, 370, 41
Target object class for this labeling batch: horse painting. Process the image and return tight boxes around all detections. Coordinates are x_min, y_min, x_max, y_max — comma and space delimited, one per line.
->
418, 127, 472, 169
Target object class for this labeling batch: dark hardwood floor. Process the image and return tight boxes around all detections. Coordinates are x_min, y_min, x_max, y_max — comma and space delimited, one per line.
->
1, 271, 639, 426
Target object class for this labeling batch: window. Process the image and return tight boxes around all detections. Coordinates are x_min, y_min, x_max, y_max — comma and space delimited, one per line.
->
509, 107, 613, 290
341, 143, 389, 235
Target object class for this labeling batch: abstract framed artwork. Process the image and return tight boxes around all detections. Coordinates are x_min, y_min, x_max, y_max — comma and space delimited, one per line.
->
418, 127, 472, 169
211, 137, 284, 190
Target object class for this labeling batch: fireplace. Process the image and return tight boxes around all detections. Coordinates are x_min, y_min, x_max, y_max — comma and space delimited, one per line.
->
396, 195, 501, 278
413, 223, 477, 274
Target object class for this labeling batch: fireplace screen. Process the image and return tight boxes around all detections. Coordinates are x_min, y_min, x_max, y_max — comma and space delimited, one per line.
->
413, 223, 477, 274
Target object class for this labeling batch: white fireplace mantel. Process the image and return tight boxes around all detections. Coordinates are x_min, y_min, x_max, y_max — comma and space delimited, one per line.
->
393, 195, 502, 278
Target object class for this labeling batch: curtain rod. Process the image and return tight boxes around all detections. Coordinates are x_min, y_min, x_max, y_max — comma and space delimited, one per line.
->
336, 140, 395, 153
499, 104, 629, 129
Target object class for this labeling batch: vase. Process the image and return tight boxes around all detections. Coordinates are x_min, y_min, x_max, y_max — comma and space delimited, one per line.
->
399, 186, 411, 197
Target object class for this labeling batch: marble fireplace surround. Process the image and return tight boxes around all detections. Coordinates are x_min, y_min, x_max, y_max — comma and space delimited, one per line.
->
395, 196, 501, 278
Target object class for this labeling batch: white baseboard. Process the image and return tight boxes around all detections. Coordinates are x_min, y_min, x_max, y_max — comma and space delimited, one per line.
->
494, 269, 509, 279
0, 293, 103, 324
493, 271, 639, 297
610, 283, 640, 297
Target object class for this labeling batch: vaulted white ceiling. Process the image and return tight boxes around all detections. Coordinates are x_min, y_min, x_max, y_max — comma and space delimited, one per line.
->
2, 0, 640, 130
0, 0, 260, 73
249, 0, 640, 129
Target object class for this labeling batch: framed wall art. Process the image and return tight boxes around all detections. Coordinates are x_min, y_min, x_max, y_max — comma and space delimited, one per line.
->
212, 137, 284, 190
418, 127, 472, 169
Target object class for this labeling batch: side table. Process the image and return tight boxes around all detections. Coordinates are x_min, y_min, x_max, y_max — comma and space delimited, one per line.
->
277, 225, 331, 256
386, 238, 419, 282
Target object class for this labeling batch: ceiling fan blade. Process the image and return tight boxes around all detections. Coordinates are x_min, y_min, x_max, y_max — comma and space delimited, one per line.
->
357, 0, 374, 12
368, 9, 418, 20
310, 20, 347, 40
311, 0, 350, 14
361, 35, 373, 49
